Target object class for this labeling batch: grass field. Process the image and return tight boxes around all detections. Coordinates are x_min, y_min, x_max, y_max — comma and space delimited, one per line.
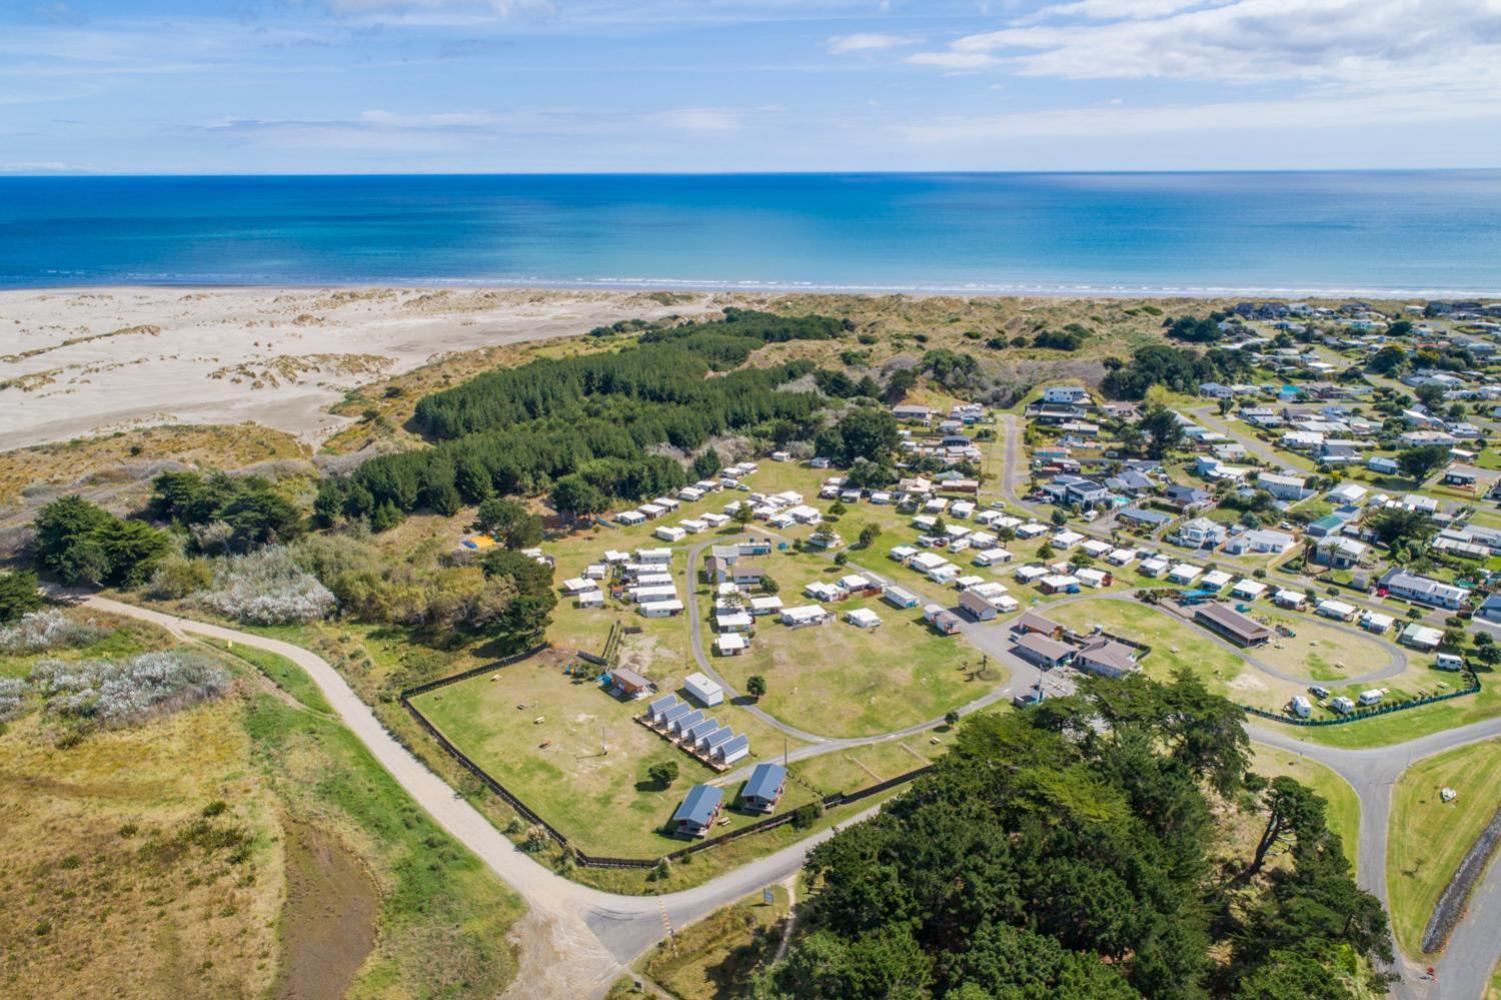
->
1387, 738, 1501, 958
1045, 598, 1243, 693
712, 598, 993, 738
1249, 745, 1361, 872
638, 884, 790, 999
1258, 676, 1501, 749
0, 629, 525, 998
0, 422, 308, 506
410, 651, 822, 859
1254, 613, 1390, 683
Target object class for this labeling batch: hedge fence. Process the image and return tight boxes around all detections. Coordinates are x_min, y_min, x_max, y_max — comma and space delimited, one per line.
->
1241, 671, 1482, 726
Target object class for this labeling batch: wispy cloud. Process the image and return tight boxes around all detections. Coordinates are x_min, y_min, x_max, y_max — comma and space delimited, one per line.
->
826, 32, 920, 55
902, 50, 998, 70
913, 0, 1501, 85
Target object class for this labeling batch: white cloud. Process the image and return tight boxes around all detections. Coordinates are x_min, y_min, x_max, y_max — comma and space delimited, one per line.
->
648, 107, 741, 131
902, 51, 999, 69
1020, 0, 1223, 22
826, 32, 920, 55
900, 83, 1501, 143
928, 0, 1501, 85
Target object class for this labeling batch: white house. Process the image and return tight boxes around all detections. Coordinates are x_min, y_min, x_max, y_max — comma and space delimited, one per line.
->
1316, 599, 1356, 622
1178, 517, 1226, 549
845, 608, 883, 629
1042, 386, 1090, 405
1381, 570, 1467, 610
1273, 588, 1307, 610
781, 604, 829, 627
1231, 579, 1268, 600
684, 672, 725, 706
1167, 563, 1203, 585
1257, 472, 1314, 501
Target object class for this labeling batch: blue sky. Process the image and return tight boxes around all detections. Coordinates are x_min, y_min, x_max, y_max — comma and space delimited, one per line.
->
3, 0, 1500, 173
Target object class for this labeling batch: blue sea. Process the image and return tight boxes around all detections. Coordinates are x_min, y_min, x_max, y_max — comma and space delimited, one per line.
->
1, 172, 1499, 296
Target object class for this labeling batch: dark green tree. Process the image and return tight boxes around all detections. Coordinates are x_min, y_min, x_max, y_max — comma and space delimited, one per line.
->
0, 569, 42, 623
473, 498, 543, 550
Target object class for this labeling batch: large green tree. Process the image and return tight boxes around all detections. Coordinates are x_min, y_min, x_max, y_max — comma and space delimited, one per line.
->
755, 673, 1388, 1000
1395, 444, 1451, 484
33, 495, 169, 588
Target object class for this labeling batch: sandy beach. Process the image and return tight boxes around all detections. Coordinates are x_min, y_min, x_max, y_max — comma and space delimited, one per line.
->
0, 287, 728, 451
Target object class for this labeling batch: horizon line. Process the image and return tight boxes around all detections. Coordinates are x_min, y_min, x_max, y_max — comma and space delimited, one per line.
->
4, 167, 1501, 180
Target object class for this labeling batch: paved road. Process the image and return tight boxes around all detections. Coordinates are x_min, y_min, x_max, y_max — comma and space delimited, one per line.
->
85, 573, 1501, 998
79, 595, 870, 1000
997, 413, 1501, 998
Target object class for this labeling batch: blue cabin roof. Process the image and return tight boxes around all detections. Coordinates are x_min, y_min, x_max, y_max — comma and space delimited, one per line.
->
716, 734, 750, 757
700, 725, 734, 749
743, 763, 787, 802
673, 785, 723, 827
658, 702, 692, 726
648, 693, 678, 716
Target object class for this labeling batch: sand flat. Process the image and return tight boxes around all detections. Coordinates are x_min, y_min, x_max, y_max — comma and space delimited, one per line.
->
0, 287, 721, 450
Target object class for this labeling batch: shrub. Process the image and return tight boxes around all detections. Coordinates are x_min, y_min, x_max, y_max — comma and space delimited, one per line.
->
193, 547, 336, 625
0, 677, 25, 721
28, 649, 229, 726
146, 555, 215, 600
0, 610, 112, 654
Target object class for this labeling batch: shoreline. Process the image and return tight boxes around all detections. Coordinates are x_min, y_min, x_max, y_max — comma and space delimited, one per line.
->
5, 278, 1500, 299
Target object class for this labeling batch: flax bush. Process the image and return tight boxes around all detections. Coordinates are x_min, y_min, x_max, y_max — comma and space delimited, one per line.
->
29, 650, 228, 725
193, 547, 336, 625
0, 610, 112, 654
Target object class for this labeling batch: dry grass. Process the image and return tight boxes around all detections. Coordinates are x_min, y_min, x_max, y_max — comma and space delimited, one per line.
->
640, 884, 790, 999
0, 422, 307, 507
0, 695, 285, 998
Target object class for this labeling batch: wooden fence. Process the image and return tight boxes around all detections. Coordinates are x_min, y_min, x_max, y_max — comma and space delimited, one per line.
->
400, 653, 931, 869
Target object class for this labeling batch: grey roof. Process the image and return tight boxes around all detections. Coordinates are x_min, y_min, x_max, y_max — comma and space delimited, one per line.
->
1119, 507, 1174, 525
1014, 610, 1061, 635
715, 734, 751, 758
700, 725, 735, 749
1076, 638, 1138, 674
647, 693, 678, 717
673, 785, 723, 828
658, 702, 693, 726
670, 709, 705, 734
743, 762, 787, 803
1013, 631, 1074, 662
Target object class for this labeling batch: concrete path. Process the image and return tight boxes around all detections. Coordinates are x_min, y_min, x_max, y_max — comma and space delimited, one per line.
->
77, 596, 867, 1000
82, 578, 1501, 999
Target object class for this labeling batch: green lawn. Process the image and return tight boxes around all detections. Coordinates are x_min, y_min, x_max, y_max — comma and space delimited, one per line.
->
790, 738, 942, 797
410, 654, 820, 859
1257, 676, 1501, 749
1045, 599, 1244, 695
1387, 738, 1501, 958
712, 589, 996, 738
1253, 613, 1391, 683
1249, 745, 1360, 872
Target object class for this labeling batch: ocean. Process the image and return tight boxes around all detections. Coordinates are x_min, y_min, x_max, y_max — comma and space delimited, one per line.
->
1, 172, 1499, 296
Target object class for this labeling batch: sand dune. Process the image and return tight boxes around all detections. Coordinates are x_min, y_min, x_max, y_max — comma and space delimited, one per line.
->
0, 287, 721, 450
